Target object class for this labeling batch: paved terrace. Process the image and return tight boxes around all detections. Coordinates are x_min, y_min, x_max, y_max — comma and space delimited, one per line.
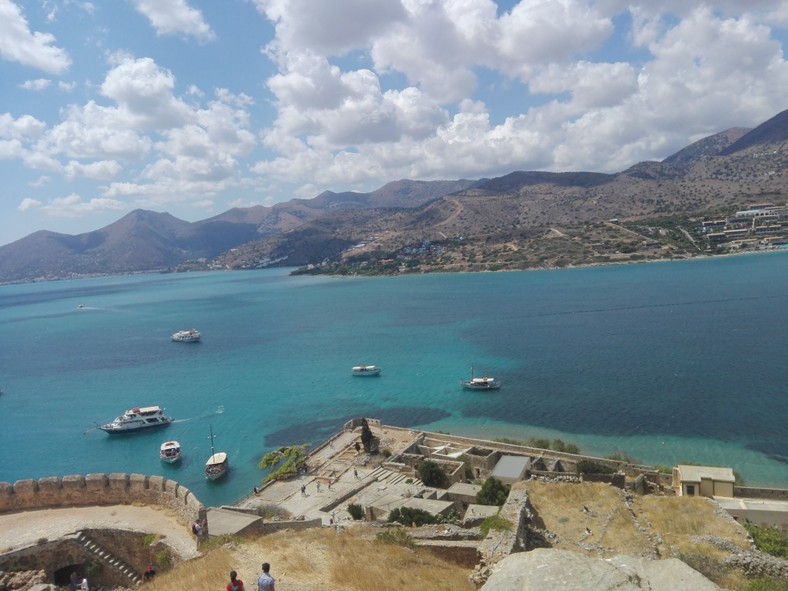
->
232, 423, 427, 526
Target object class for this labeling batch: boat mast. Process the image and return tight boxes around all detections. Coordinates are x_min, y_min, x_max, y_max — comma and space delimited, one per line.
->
209, 425, 216, 457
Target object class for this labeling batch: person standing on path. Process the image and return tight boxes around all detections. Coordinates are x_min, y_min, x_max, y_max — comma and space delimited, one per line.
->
226, 570, 245, 591
69, 572, 78, 590
80, 577, 89, 591
257, 562, 275, 591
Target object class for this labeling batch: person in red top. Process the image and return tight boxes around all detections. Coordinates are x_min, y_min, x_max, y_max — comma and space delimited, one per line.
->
226, 570, 245, 591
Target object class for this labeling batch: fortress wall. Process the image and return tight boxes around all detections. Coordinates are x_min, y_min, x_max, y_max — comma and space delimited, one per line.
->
734, 486, 788, 501
0, 474, 203, 523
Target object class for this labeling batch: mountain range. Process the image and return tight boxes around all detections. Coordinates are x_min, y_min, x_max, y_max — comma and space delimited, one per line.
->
1, 110, 786, 283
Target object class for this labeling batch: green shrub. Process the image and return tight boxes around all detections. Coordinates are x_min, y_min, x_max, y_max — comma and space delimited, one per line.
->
387, 507, 437, 527
376, 528, 415, 549
745, 523, 788, 559
347, 503, 364, 521
551, 439, 580, 454
417, 460, 448, 488
476, 477, 511, 506
480, 514, 514, 537
143, 534, 157, 547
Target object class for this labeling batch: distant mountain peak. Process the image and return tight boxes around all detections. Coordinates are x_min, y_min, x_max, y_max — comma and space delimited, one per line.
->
720, 109, 788, 155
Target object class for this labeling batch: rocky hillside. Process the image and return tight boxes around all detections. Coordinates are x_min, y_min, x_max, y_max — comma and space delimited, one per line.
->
1, 110, 786, 283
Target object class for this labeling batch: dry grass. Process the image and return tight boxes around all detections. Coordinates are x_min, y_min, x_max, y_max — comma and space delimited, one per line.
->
147, 547, 236, 591
527, 481, 653, 556
634, 496, 750, 551
143, 527, 474, 591
143, 486, 760, 591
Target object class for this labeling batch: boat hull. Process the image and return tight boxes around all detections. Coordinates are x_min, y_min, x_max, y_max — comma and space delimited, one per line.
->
351, 365, 381, 376
461, 382, 500, 390
100, 420, 172, 434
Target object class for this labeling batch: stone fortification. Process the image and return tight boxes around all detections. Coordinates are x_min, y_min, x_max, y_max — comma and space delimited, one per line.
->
0, 474, 204, 523
471, 481, 531, 586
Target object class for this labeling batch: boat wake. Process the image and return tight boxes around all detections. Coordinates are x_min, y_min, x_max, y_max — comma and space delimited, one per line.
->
172, 405, 224, 423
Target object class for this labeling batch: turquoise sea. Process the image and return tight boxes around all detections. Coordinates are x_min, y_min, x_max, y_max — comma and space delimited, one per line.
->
0, 253, 786, 506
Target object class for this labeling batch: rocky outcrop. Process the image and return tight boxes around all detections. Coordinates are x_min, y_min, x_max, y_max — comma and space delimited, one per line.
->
480, 549, 720, 591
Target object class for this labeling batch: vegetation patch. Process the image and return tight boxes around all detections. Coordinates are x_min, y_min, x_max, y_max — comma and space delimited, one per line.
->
476, 477, 511, 506
258, 444, 309, 484
417, 460, 448, 488
745, 522, 788, 559
480, 514, 514, 537
376, 527, 416, 549
388, 507, 438, 527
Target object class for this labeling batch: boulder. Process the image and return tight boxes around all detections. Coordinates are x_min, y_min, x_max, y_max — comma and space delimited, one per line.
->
480, 549, 720, 591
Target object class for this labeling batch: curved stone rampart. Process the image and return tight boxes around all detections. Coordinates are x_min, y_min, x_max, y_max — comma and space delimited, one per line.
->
0, 474, 204, 523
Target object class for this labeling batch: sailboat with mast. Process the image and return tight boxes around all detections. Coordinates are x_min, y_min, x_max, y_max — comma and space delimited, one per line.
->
205, 425, 229, 481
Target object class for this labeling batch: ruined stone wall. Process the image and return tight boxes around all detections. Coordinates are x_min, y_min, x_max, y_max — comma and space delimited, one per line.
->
472, 480, 530, 586
0, 474, 204, 524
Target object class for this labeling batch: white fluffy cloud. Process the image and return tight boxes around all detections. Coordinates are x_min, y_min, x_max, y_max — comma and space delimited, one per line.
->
251, 0, 788, 186
131, 0, 215, 42
0, 0, 71, 74
1, 0, 787, 242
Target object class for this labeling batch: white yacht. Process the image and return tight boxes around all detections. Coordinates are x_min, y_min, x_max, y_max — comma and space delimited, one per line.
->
99, 406, 173, 434
460, 368, 500, 391
351, 365, 382, 376
160, 440, 182, 464
171, 329, 201, 342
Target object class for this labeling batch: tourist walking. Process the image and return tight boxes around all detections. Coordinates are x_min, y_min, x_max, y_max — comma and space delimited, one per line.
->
257, 562, 275, 591
80, 577, 89, 591
226, 570, 245, 591
69, 572, 78, 590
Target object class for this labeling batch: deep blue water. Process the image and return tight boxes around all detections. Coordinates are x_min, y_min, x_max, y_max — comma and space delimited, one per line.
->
0, 253, 786, 506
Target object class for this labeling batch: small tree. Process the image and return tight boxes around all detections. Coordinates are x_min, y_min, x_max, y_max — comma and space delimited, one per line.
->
476, 477, 511, 506
360, 418, 379, 453
417, 460, 448, 488
347, 503, 365, 520
388, 507, 437, 527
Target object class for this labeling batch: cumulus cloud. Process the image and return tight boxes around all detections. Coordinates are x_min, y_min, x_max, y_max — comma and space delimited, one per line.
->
17, 194, 125, 216
251, 0, 788, 187
0, 0, 71, 74
2, 0, 787, 242
131, 0, 215, 42
20, 78, 51, 91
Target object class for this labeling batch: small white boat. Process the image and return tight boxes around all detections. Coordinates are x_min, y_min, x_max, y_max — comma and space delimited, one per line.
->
352, 365, 381, 376
205, 426, 228, 480
99, 406, 173, 434
460, 368, 500, 391
171, 328, 201, 342
160, 440, 182, 464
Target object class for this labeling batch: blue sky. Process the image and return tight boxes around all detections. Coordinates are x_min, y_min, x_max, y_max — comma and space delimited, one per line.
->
0, 0, 786, 245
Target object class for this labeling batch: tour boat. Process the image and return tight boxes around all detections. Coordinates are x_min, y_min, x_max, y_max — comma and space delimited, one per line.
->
99, 406, 173, 434
351, 365, 382, 376
160, 440, 182, 464
171, 328, 201, 342
205, 426, 229, 480
460, 368, 500, 391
